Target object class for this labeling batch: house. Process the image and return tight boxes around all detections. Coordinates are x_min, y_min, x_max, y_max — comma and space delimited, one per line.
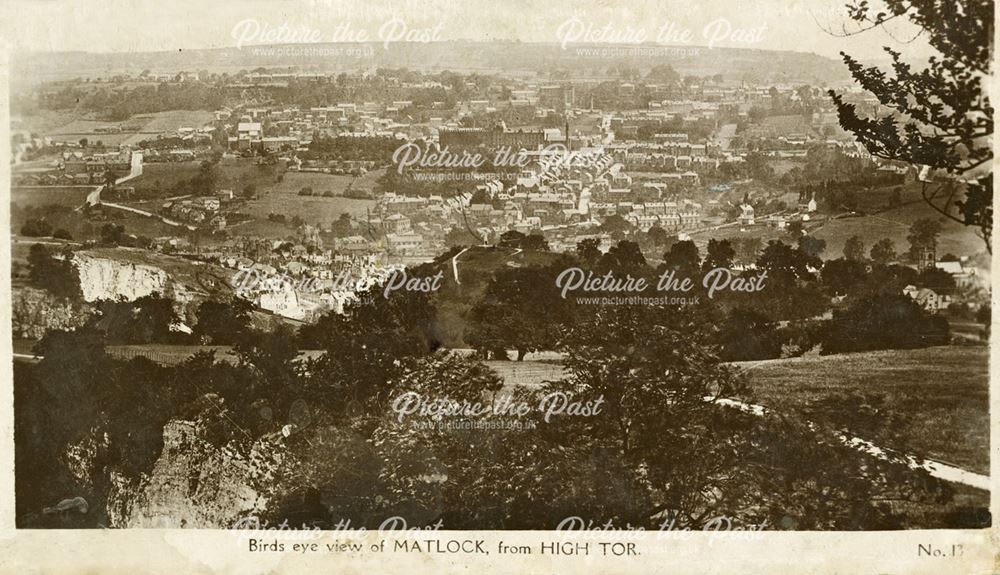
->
386, 233, 425, 255
259, 287, 306, 320
236, 122, 263, 150
210, 215, 227, 231
384, 213, 412, 234
934, 260, 978, 289
903, 285, 949, 312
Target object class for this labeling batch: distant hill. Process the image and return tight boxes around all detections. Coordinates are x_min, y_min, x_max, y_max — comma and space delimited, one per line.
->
13, 41, 850, 86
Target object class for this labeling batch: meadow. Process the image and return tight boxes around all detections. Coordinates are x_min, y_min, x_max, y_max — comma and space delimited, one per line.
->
476, 345, 989, 477
733, 345, 989, 475
241, 170, 378, 226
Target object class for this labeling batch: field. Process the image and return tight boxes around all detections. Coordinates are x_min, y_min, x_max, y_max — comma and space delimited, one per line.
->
737, 345, 989, 475
687, 220, 787, 249
33, 110, 215, 147
11, 190, 187, 243
268, 168, 384, 196
11, 186, 94, 209
129, 158, 287, 197
242, 170, 377, 225
475, 345, 989, 478
128, 110, 214, 132
476, 345, 990, 526
687, 184, 987, 260
128, 161, 203, 194
811, 201, 986, 259
272, 171, 356, 196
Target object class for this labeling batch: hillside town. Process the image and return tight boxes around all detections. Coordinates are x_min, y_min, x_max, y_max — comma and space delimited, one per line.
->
7, 1, 993, 546
13, 67, 987, 323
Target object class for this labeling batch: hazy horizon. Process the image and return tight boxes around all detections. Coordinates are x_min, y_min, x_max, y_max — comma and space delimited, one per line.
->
1, 0, 935, 62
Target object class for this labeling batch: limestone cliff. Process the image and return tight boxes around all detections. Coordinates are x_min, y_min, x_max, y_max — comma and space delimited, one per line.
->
71, 248, 233, 305
108, 395, 288, 528
73, 252, 170, 302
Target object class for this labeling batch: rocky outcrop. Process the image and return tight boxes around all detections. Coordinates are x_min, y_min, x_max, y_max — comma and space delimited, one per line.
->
73, 252, 169, 302
12, 287, 90, 339
108, 395, 288, 528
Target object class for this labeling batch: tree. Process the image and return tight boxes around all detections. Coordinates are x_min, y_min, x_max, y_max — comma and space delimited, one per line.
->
758, 240, 816, 284
194, 299, 253, 345
553, 304, 757, 518
822, 294, 949, 354
822, 258, 869, 296
331, 213, 356, 238
467, 265, 570, 361
497, 230, 526, 249
907, 218, 942, 259
661, 240, 700, 276
18, 327, 110, 521
233, 324, 303, 418
888, 186, 903, 209
103, 170, 121, 191
100, 223, 126, 246
549, 304, 941, 529
843, 235, 866, 261
297, 283, 438, 413
444, 226, 473, 248
20, 218, 53, 237
716, 307, 782, 361
575, 238, 601, 267
702, 239, 735, 271
522, 233, 550, 251
829, 0, 993, 250
27, 244, 82, 301
870, 238, 898, 265
90, 293, 180, 344
797, 235, 827, 260
598, 214, 632, 239
646, 64, 680, 84
646, 225, 669, 247
916, 267, 957, 293
731, 237, 763, 265
597, 240, 648, 275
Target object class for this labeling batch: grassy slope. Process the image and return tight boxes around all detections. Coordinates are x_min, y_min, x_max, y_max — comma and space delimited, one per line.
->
737, 345, 989, 475
687, 182, 988, 260
478, 344, 989, 476
241, 170, 377, 226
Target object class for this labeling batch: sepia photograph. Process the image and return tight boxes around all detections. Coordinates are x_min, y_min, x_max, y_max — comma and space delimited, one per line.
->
0, 0, 996, 571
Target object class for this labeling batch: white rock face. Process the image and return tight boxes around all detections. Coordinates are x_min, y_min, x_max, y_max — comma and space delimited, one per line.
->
73, 253, 170, 302
110, 409, 286, 528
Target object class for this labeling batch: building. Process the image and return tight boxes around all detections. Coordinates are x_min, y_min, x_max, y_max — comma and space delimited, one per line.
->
236, 122, 263, 150
439, 122, 545, 152
903, 285, 949, 312
384, 214, 412, 234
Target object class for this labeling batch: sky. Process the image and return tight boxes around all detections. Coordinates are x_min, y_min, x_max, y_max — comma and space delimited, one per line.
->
1, 0, 934, 61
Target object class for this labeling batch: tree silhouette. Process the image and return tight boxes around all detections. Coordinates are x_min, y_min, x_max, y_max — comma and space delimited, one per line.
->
829, 0, 993, 250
